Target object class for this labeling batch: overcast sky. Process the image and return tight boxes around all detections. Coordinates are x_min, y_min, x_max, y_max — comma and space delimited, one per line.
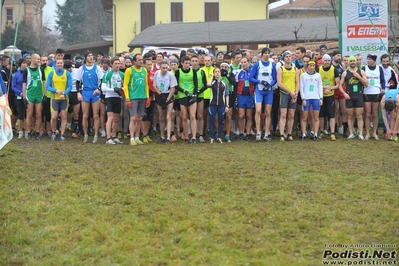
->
42, 0, 65, 31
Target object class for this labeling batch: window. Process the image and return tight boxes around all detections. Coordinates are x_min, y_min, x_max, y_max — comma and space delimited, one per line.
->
205, 3, 219, 22
141, 3, 155, 31
6, 8, 13, 21
171, 2, 183, 22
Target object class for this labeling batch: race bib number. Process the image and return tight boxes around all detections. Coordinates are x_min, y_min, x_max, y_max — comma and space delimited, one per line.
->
244, 80, 249, 87
32, 79, 38, 87
353, 85, 358, 93
370, 79, 375, 86
309, 85, 314, 92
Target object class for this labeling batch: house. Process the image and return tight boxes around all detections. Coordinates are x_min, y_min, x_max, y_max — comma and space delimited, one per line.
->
1, 0, 45, 33
102, 0, 279, 54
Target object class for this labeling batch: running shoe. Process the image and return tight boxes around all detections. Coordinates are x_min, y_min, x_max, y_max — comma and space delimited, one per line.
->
210, 138, 214, 144
158, 138, 165, 144
60, 135, 66, 141
322, 129, 329, 135
136, 139, 144, 145
113, 138, 123, 144
165, 139, 171, 145
280, 136, 285, 142
191, 138, 197, 144
373, 135, 379, 140
130, 139, 137, 146
83, 134, 89, 142
216, 138, 223, 143
25, 132, 31, 140
35, 132, 41, 140
256, 132, 261, 141
347, 134, 355, 139
18, 131, 23, 139
330, 133, 336, 141
199, 135, 205, 143
51, 132, 56, 142
338, 126, 343, 135
365, 134, 370, 140
264, 134, 272, 142
301, 135, 307, 141
93, 135, 99, 143
358, 135, 364, 141
318, 132, 325, 139
106, 139, 116, 145
287, 135, 293, 141
225, 135, 231, 143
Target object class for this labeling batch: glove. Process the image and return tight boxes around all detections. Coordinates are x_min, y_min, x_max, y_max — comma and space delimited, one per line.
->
126, 99, 132, 108
221, 69, 228, 77
114, 87, 122, 96
42, 95, 47, 103
145, 98, 151, 108
260, 80, 271, 91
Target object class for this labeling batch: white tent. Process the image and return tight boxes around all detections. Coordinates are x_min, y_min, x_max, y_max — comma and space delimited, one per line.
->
0, 45, 22, 60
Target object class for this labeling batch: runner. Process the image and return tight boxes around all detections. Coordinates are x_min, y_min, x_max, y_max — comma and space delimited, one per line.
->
318, 54, 340, 141
299, 60, 323, 140
277, 51, 298, 141
338, 55, 369, 140
123, 53, 150, 146
12, 59, 27, 138
101, 57, 124, 144
174, 55, 198, 143
236, 57, 254, 140
249, 47, 277, 141
191, 55, 207, 143
46, 59, 73, 141
362, 53, 385, 140
380, 89, 399, 141
207, 67, 229, 143
76, 50, 104, 143
22, 54, 46, 140
153, 61, 177, 144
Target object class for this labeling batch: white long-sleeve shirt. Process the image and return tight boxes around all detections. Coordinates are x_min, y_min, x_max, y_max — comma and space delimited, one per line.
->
300, 72, 323, 100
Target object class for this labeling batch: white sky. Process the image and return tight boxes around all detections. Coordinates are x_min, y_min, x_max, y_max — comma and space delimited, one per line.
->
269, 0, 290, 9
42, 0, 66, 31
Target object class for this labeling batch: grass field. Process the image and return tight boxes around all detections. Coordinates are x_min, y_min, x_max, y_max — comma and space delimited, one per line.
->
1, 133, 398, 266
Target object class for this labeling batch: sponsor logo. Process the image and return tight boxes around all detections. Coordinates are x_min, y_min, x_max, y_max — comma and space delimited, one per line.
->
347, 24, 387, 38
346, 45, 385, 52
358, 3, 379, 18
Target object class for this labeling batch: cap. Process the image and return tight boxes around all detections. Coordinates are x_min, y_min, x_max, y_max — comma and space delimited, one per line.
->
281, 50, 292, 59
319, 44, 328, 50
22, 53, 30, 59
348, 55, 356, 62
83, 50, 92, 60
331, 50, 341, 57
367, 54, 377, 61
308, 60, 316, 65
198, 50, 206, 55
322, 54, 331, 61
97, 52, 104, 56
217, 51, 224, 56
63, 60, 72, 69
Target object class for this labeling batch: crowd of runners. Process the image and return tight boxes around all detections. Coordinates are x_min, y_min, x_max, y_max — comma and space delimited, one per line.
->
1, 44, 399, 145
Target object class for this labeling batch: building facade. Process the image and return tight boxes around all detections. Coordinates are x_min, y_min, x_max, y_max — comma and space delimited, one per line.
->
107, 0, 278, 53
1, 0, 45, 33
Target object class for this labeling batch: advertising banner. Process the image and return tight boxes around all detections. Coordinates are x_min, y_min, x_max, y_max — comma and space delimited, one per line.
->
339, 0, 388, 62
0, 95, 13, 150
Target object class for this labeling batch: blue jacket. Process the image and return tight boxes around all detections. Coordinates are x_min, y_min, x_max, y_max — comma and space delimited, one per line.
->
12, 69, 24, 96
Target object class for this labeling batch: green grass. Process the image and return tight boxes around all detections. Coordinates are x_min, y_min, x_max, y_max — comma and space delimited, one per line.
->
1, 134, 398, 266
